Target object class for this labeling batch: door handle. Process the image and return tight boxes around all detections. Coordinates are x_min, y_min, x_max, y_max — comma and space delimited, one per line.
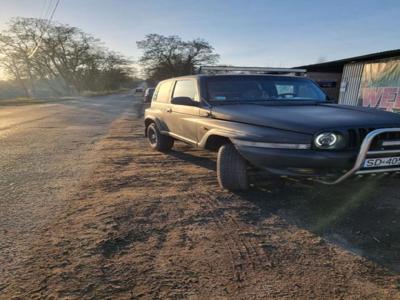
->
166, 108, 172, 113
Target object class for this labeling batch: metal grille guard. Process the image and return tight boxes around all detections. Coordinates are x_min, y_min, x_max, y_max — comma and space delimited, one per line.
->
318, 128, 400, 185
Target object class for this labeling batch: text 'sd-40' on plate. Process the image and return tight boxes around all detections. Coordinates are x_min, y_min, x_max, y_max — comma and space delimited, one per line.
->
364, 156, 400, 168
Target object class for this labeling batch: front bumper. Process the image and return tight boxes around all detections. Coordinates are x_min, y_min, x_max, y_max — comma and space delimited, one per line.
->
236, 146, 356, 170
234, 128, 400, 184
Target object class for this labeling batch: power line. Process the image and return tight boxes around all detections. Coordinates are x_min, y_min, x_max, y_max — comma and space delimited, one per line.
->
43, 0, 56, 21
28, 0, 60, 59
39, 0, 56, 25
46, 0, 60, 25
39, 0, 51, 20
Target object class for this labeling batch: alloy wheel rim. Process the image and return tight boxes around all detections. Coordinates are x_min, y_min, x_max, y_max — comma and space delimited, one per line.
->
148, 127, 157, 145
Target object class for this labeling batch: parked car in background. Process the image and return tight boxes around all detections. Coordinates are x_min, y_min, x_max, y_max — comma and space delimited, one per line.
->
135, 87, 144, 94
144, 66, 400, 191
144, 88, 155, 103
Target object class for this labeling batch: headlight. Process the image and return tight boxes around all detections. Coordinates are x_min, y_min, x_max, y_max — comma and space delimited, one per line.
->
314, 132, 344, 149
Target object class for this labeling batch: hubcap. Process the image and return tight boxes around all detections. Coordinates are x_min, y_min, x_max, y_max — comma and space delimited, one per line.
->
148, 127, 157, 145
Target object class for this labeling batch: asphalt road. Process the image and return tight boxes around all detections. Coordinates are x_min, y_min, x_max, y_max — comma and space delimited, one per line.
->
0, 93, 140, 277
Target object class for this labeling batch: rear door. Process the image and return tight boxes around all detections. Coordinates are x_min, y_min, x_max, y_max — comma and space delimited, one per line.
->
150, 80, 174, 132
166, 79, 200, 144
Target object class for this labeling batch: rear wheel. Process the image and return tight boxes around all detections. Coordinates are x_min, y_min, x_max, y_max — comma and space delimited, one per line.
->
146, 123, 174, 152
217, 144, 249, 190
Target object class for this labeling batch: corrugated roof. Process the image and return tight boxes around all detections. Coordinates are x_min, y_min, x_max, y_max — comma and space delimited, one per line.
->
297, 49, 400, 72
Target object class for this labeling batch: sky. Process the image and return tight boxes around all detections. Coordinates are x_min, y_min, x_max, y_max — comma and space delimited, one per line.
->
0, 0, 400, 69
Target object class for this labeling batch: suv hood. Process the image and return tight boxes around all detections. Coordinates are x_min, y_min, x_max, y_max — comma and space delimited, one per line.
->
211, 103, 400, 134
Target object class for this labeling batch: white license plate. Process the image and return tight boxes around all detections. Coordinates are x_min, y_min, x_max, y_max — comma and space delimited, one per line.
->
364, 156, 400, 168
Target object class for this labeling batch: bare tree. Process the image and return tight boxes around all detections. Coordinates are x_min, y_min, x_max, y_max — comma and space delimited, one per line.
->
0, 17, 135, 97
137, 34, 219, 82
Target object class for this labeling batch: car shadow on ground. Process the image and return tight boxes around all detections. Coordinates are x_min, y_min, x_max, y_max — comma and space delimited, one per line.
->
168, 149, 217, 171
242, 176, 400, 274
170, 145, 400, 274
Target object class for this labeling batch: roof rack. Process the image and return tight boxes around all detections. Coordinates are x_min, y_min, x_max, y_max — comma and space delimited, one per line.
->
198, 66, 307, 76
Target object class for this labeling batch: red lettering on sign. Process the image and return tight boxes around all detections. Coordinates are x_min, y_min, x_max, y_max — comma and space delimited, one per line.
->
379, 87, 398, 111
362, 88, 382, 108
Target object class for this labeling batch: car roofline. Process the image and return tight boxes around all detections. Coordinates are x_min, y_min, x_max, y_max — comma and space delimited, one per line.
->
161, 74, 309, 81
198, 74, 307, 79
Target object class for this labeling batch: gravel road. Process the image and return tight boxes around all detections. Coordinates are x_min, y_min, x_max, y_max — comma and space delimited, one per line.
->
0, 93, 139, 285
1, 94, 400, 299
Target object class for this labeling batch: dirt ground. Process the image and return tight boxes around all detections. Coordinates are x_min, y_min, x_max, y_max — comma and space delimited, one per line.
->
2, 102, 400, 299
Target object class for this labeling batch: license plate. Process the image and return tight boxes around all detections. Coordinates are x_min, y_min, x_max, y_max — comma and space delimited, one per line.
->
364, 156, 400, 168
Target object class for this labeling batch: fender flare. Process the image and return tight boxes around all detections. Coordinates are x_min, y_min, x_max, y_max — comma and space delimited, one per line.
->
144, 116, 165, 136
198, 128, 239, 148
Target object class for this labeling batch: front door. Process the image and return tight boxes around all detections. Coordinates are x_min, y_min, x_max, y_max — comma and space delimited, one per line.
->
165, 79, 200, 144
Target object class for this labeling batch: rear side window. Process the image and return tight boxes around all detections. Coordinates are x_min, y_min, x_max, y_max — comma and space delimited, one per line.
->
154, 81, 173, 103
173, 80, 198, 100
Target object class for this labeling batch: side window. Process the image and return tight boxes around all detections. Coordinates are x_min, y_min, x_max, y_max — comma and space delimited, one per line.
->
276, 84, 294, 95
154, 81, 173, 103
172, 80, 198, 100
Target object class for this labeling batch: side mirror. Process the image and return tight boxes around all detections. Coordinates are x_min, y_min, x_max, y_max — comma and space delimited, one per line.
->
171, 97, 199, 106
171, 96, 198, 106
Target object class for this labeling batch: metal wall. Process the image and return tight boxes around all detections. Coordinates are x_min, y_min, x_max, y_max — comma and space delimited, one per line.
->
338, 62, 364, 105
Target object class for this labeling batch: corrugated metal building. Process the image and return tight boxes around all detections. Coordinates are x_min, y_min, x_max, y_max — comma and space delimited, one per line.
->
297, 49, 400, 112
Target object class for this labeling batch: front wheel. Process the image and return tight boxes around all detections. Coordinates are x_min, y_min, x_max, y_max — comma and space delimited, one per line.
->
146, 123, 174, 152
217, 144, 249, 190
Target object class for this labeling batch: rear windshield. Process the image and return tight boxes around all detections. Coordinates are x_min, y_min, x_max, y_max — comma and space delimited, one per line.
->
205, 76, 327, 102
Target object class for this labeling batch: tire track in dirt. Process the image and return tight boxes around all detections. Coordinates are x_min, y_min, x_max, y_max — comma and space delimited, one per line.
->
197, 193, 262, 281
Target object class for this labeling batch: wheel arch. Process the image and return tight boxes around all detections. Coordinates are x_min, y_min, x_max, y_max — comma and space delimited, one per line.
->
144, 116, 161, 136
204, 134, 232, 151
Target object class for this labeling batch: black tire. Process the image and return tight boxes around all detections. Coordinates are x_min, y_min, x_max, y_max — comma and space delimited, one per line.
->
146, 123, 174, 152
217, 144, 249, 190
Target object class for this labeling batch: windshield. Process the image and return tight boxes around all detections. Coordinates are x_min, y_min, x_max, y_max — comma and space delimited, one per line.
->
205, 75, 327, 102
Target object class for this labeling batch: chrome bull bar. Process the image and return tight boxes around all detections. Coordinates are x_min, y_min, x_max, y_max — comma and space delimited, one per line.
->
318, 128, 400, 185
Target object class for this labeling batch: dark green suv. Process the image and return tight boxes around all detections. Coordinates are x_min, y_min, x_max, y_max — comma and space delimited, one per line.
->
144, 68, 400, 190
